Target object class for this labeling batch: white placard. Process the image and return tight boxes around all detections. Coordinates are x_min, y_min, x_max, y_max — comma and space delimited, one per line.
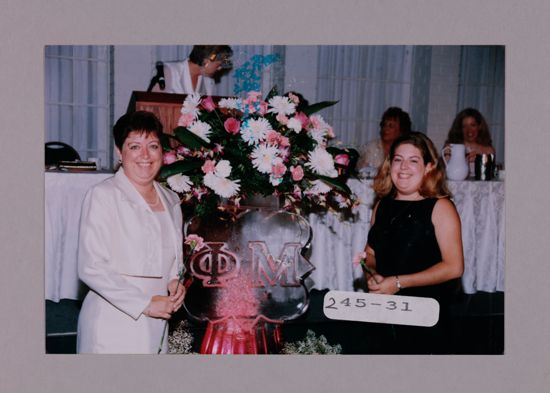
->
323, 290, 439, 327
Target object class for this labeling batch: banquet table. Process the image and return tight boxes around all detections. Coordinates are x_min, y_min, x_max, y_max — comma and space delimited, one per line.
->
45, 170, 113, 302
45, 173, 504, 302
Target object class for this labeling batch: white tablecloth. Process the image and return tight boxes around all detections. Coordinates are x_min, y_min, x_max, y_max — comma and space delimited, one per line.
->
307, 179, 505, 294
45, 173, 504, 301
45, 171, 113, 302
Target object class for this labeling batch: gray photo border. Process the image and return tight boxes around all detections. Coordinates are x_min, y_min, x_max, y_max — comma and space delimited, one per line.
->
2, 0, 548, 392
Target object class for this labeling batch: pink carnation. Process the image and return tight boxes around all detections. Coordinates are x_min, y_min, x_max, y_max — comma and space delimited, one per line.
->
353, 251, 367, 266
290, 165, 304, 181
201, 96, 216, 112
292, 185, 302, 200
185, 234, 205, 252
279, 135, 290, 147
266, 130, 281, 145
176, 145, 190, 156
294, 112, 309, 128
163, 151, 177, 165
224, 118, 241, 135
334, 154, 350, 167
276, 112, 289, 125
201, 159, 216, 174
178, 113, 195, 127
259, 101, 268, 116
288, 92, 300, 105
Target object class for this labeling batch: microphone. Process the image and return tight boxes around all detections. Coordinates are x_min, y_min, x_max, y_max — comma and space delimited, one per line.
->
155, 61, 165, 89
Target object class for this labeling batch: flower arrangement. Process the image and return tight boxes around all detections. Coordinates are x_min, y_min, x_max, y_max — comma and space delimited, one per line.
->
159, 87, 359, 217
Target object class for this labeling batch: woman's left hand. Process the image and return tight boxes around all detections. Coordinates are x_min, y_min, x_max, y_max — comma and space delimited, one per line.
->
367, 275, 399, 295
168, 278, 186, 313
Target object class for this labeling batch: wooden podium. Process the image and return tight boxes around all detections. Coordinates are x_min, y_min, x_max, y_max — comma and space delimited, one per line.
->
127, 91, 187, 134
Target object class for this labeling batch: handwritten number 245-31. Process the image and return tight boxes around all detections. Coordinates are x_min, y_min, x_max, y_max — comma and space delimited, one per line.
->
325, 297, 412, 312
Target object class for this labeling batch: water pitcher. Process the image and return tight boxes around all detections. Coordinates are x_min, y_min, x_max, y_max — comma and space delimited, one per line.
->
441, 144, 469, 181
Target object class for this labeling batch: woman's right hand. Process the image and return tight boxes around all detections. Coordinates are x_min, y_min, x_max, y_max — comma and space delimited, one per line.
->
143, 295, 175, 319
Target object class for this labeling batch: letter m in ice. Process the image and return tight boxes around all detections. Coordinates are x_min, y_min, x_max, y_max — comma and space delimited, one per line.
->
249, 241, 314, 287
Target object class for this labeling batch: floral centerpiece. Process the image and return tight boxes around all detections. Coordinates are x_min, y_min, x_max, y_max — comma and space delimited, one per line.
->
159, 87, 359, 217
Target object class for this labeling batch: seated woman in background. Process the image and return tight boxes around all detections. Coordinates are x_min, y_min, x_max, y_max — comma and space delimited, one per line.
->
150, 45, 233, 95
357, 106, 412, 171
77, 111, 186, 354
445, 107, 496, 162
363, 131, 464, 354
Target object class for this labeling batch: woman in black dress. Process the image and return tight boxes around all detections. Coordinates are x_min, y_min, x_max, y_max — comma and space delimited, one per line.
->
364, 131, 464, 354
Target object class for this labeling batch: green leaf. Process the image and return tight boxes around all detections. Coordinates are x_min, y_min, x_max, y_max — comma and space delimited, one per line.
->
159, 160, 204, 179
316, 175, 352, 195
302, 101, 338, 116
160, 134, 178, 151
174, 126, 211, 149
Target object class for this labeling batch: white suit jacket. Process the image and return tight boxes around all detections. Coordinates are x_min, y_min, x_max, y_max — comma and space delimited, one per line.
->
154, 59, 215, 95
77, 168, 183, 319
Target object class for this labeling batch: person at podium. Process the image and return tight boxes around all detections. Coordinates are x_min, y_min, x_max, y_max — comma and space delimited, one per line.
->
149, 45, 233, 95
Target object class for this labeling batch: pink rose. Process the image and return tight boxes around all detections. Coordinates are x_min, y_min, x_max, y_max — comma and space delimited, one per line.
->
201, 159, 216, 174
201, 96, 216, 112
276, 112, 289, 125
271, 162, 287, 178
163, 151, 177, 165
178, 113, 195, 127
224, 118, 241, 135
334, 153, 350, 167
290, 165, 304, 181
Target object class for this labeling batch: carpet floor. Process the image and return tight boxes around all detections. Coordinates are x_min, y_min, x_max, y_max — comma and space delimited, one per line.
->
46, 289, 504, 354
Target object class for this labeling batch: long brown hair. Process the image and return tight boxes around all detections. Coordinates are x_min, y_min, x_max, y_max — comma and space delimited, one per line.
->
373, 131, 451, 199
445, 107, 493, 146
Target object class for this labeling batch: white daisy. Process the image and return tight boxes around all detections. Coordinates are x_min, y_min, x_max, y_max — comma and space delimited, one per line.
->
240, 118, 272, 146
218, 97, 241, 110
203, 172, 240, 198
188, 120, 212, 143
214, 160, 232, 178
251, 144, 279, 174
306, 180, 332, 195
167, 174, 193, 193
267, 96, 296, 116
307, 147, 338, 178
181, 93, 202, 118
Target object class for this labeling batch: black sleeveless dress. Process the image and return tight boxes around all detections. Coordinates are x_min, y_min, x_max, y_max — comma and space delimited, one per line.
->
367, 197, 457, 353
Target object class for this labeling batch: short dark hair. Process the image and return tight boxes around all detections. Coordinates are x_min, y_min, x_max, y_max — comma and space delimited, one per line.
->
379, 106, 412, 136
188, 45, 233, 66
113, 111, 163, 150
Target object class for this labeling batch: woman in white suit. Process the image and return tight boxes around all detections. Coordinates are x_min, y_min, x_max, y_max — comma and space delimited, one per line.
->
151, 45, 233, 95
77, 111, 185, 354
